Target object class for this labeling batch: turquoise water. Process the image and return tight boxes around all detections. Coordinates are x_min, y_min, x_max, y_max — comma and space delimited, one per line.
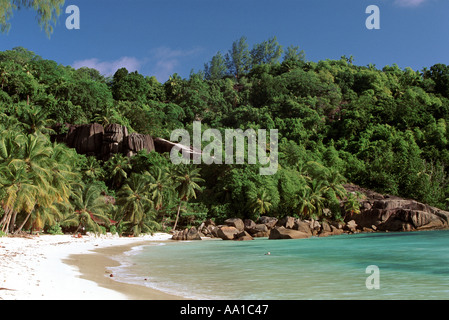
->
112, 230, 449, 300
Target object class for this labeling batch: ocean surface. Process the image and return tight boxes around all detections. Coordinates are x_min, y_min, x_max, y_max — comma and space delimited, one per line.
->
110, 230, 449, 300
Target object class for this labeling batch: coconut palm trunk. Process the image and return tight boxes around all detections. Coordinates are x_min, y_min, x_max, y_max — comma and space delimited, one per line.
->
173, 200, 183, 231
14, 210, 33, 234
9, 210, 18, 233
171, 165, 204, 232
1, 209, 13, 233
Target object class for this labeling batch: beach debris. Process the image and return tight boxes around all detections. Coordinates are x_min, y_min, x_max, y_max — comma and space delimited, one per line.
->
109, 274, 114, 277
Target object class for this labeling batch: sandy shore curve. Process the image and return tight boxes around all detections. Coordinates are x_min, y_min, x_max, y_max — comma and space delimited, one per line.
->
0, 233, 185, 300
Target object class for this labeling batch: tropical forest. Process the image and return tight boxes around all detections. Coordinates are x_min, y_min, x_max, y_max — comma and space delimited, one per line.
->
1, 36, 449, 236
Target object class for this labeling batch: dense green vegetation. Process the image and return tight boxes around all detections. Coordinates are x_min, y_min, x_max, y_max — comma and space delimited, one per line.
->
1, 37, 449, 236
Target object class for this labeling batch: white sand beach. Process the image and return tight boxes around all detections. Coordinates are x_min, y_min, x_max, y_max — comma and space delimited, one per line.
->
0, 233, 180, 300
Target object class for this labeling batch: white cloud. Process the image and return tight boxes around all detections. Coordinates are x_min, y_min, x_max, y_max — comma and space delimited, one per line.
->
72, 56, 142, 76
150, 46, 203, 82
394, 0, 429, 7
72, 46, 202, 82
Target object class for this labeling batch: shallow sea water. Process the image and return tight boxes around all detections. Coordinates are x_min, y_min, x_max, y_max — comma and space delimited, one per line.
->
111, 230, 449, 300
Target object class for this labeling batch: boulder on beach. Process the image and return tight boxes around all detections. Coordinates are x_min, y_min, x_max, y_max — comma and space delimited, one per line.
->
293, 220, 312, 235
268, 226, 311, 240
171, 227, 202, 241
234, 231, 254, 241
276, 216, 296, 229
224, 218, 245, 232
257, 216, 278, 229
217, 226, 240, 240
344, 183, 449, 232
244, 219, 256, 231
344, 220, 358, 233
319, 221, 345, 237
246, 223, 270, 237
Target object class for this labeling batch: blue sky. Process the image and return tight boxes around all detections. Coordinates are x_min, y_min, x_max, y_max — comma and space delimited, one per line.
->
1, 0, 448, 82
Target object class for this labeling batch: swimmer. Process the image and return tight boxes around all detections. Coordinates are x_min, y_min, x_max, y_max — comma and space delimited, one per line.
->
265, 252, 271, 255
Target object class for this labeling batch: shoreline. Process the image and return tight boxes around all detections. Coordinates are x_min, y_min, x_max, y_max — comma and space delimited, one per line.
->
0, 233, 185, 300
64, 240, 186, 300
3, 228, 447, 300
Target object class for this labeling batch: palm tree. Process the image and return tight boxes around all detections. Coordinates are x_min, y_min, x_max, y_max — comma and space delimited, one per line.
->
82, 156, 104, 181
145, 166, 174, 211
0, 164, 37, 233
19, 105, 55, 135
14, 134, 53, 181
62, 184, 112, 234
0, 134, 57, 234
172, 165, 204, 231
344, 192, 362, 219
324, 167, 347, 201
0, 131, 81, 234
248, 189, 272, 219
105, 153, 132, 188
0, 129, 23, 163
296, 179, 327, 220
115, 173, 158, 236
296, 186, 315, 219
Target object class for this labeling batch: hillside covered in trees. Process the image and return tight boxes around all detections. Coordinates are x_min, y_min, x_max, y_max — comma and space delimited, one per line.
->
1, 37, 449, 236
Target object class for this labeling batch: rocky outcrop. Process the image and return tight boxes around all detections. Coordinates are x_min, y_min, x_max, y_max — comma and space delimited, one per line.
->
102, 124, 128, 160
234, 231, 254, 241
344, 184, 449, 232
171, 227, 202, 240
276, 216, 296, 229
269, 227, 310, 239
197, 219, 218, 238
257, 216, 278, 229
319, 221, 344, 237
294, 220, 313, 235
125, 133, 155, 158
154, 137, 176, 154
173, 183, 449, 242
217, 226, 240, 240
224, 218, 245, 232
246, 223, 270, 237
62, 123, 104, 157
53, 123, 155, 160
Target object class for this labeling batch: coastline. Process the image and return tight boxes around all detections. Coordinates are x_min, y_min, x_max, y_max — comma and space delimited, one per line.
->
0, 233, 185, 300
64, 240, 186, 300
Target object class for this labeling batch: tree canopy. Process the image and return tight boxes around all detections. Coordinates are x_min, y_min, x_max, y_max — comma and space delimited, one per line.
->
2, 37, 449, 235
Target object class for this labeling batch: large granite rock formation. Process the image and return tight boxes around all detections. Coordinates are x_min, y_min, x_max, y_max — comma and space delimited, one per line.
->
268, 226, 310, 239
64, 123, 104, 157
53, 123, 155, 160
125, 133, 155, 158
344, 184, 449, 232
53, 123, 202, 161
171, 227, 202, 240
102, 124, 128, 160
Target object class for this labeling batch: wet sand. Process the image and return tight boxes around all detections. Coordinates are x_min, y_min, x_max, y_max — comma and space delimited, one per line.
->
64, 241, 186, 300
0, 234, 186, 300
